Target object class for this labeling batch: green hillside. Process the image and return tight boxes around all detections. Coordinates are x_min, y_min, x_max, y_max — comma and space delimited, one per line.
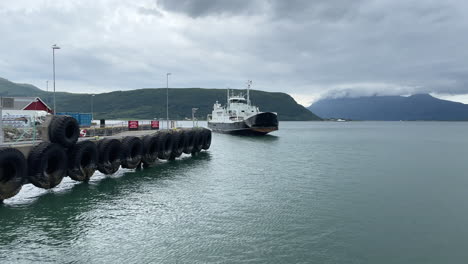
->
0, 78, 43, 96
0, 77, 321, 121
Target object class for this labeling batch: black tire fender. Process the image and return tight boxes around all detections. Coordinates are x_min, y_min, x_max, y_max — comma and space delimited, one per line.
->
183, 130, 195, 154
157, 131, 174, 160
202, 129, 212, 150
142, 135, 159, 167
169, 130, 186, 160
97, 139, 122, 174
121, 136, 143, 169
0, 148, 27, 200
68, 141, 98, 182
49, 115, 80, 148
192, 129, 204, 154
28, 142, 68, 189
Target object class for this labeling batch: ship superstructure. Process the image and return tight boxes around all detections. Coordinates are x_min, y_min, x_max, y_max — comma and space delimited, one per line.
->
207, 81, 278, 135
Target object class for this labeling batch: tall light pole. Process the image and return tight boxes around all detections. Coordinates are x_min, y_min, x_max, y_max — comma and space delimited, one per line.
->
46, 80, 49, 106
0, 96, 3, 144
166, 72, 171, 129
91, 94, 95, 122
52, 44, 60, 115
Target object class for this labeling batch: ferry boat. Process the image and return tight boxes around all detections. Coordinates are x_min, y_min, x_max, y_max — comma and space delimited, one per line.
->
207, 81, 278, 135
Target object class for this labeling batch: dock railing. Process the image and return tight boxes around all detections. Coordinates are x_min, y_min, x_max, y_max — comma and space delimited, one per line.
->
1, 118, 179, 143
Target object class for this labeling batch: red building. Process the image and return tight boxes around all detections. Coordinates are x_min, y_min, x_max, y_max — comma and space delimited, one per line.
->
2, 97, 53, 113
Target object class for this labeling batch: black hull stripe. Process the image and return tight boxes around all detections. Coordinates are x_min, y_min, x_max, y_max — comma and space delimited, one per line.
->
208, 112, 278, 136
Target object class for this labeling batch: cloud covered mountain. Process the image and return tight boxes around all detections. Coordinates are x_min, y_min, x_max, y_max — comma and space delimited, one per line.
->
309, 94, 468, 121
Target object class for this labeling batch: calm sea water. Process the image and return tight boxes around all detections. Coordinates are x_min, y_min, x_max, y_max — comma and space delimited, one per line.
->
1, 121, 468, 263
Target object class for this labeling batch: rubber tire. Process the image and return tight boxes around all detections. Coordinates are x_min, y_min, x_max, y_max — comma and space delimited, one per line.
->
28, 142, 68, 189
49, 115, 80, 148
142, 135, 159, 167
202, 129, 212, 150
0, 148, 27, 200
157, 131, 174, 160
97, 139, 122, 174
68, 141, 98, 182
183, 130, 195, 154
121, 136, 143, 169
169, 130, 186, 160
192, 129, 204, 154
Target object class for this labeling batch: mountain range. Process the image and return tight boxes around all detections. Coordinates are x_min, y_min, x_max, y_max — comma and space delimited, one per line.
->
0, 77, 321, 121
309, 94, 468, 121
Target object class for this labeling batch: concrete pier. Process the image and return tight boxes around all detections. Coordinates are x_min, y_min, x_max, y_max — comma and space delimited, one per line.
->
0, 115, 212, 201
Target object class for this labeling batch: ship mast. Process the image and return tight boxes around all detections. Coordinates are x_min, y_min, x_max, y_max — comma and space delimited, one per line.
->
227, 88, 229, 107
247, 80, 252, 106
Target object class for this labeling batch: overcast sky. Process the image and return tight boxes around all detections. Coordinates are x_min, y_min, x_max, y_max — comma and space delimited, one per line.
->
1, 0, 468, 106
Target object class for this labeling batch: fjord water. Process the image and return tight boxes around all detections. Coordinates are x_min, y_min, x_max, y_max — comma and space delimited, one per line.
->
2, 121, 468, 263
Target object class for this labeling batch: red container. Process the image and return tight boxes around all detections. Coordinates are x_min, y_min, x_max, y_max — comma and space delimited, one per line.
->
128, 120, 139, 130
151, 120, 160, 130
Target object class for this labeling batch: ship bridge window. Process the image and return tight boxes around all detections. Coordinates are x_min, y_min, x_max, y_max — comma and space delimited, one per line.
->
230, 99, 246, 103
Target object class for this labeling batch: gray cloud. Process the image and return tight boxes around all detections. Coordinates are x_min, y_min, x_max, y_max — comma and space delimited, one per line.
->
156, 0, 259, 17
1, 0, 468, 105
138, 7, 163, 17
268, 0, 365, 22
156, 0, 364, 21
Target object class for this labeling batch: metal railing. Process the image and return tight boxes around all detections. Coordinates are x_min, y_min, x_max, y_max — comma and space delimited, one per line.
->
1, 118, 182, 143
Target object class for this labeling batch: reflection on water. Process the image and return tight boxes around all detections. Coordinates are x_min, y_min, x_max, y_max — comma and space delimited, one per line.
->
0, 152, 213, 249
229, 133, 280, 142
2, 151, 212, 206
2, 122, 468, 263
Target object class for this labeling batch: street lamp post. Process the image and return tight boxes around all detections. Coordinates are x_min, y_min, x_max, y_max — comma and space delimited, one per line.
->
52, 44, 61, 115
192, 108, 198, 127
166, 73, 171, 129
0, 96, 3, 144
91, 94, 95, 123
45, 80, 49, 106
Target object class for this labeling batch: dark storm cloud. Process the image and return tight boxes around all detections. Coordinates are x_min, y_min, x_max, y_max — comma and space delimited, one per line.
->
152, 0, 468, 100
1, 0, 468, 105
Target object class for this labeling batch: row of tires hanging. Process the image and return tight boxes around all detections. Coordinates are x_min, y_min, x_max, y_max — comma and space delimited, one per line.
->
0, 116, 212, 201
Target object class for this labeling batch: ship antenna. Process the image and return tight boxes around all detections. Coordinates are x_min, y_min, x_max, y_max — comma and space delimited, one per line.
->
227, 87, 229, 107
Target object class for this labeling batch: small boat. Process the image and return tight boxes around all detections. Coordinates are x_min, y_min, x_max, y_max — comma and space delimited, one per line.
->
207, 81, 278, 135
